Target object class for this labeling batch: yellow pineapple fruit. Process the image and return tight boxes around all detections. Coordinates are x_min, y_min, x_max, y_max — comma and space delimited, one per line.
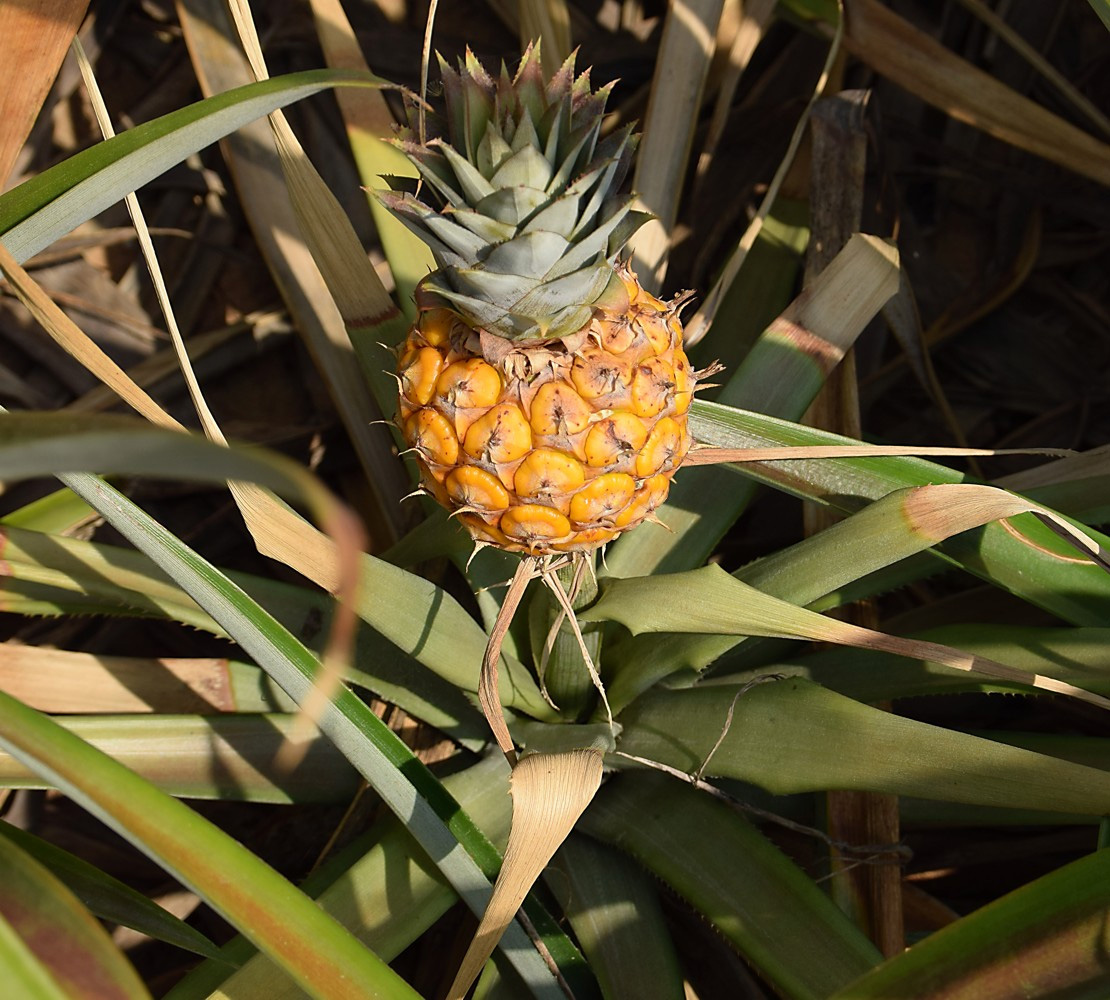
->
380, 45, 697, 554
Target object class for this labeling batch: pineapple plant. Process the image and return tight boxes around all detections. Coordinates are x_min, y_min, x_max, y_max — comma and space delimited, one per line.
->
380, 45, 698, 554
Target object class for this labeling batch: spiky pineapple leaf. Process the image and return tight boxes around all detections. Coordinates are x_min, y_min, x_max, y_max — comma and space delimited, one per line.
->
581, 772, 881, 1000
0, 692, 418, 1000
615, 680, 1110, 813
0, 714, 359, 804
164, 754, 515, 1000
605, 479, 1108, 711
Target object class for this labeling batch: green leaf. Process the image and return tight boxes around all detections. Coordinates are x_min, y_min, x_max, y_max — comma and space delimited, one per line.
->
604, 478, 1110, 711
0, 715, 359, 804
830, 845, 1110, 998
616, 679, 1110, 813
0, 413, 334, 505
0, 822, 223, 961
546, 835, 684, 1000
0, 70, 389, 262
171, 754, 516, 1000
690, 198, 808, 377
733, 625, 1110, 703
0, 832, 151, 1000
0, 523, 487, 742
0, 913, 69, 1000
687, 400, 1110, 625
0, 487, 95, 533
581, 772, 881, 1000
0, 691, 418, 999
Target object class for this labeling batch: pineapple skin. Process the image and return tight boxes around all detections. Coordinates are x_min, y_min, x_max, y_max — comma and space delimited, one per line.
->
398, 266, 694, 554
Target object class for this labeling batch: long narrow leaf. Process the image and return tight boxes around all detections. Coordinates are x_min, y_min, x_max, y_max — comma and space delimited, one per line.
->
546, 835, 684, 1000
180, 754, 515, 1000
0, 822, 224, 962
587, 559, 1110, 711
0, 832, 151, 1000
830, 844, 1110, 998
688, 400, 1110, 625
580, 772, 881, 1000
0, 70, 391, 260
615, 680, 1110, 813
0, 912, 70, 1000
0, 692, 419, 1000
0, 714, 359, 804
605, 481, 1109, 710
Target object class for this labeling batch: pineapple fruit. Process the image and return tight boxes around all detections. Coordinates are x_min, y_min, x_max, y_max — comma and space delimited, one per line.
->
380, 45, 697, 554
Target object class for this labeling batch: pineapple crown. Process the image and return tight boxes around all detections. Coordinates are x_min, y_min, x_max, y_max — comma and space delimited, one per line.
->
377, 43, 650, 343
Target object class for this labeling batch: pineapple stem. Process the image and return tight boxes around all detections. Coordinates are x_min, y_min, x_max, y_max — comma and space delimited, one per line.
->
535, 554, 592, 711
479, 555, 539, 765
540, 557, 614, 736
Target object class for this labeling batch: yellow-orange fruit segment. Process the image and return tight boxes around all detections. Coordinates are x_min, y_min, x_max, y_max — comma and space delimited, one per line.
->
636, 417, 685, 478
447, 466, 510, 512
436, 358, 502, 409
514, 449, 586, 500
396, 267, 698, 555
406, 409, 459, 470
528, 382, 592, 436
584, 412, 648, 469
502, 505, 572, 546
462, 404, 532, 464
570, 473, 636, 524
399, 347, 444, 406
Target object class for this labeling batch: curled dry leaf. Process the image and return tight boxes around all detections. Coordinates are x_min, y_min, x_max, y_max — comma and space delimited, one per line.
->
446, 747, 604, 1000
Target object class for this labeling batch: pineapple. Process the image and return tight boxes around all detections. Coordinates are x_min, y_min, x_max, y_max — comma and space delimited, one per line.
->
380, 45, 696, 554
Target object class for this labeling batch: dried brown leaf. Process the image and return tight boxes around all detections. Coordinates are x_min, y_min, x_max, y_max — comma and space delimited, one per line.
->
0, 644, 234, 714
0, 1, 89, 187
446, 748, 604, 1000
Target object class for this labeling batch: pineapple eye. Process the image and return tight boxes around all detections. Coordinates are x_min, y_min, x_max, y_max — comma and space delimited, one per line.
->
672, 351, 694, 414
514, 449, 585, 498
528, 382, 591, 436
614, 474, 672, 528
436, 358, 503, 409
630, 357, 674, 417
399, 347, 446, 406
446, 466, 510, 511
597, 318, 637, 354
571, 349, 632, 400
583, 412, 649, 468
418, 308, 456, 348
462, 403, 532, 464
405, 409, 460, 468
500, 504, 572, 545
569, 473, 636, 524
635, 417, 684, 477
637, 313, 672, 354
